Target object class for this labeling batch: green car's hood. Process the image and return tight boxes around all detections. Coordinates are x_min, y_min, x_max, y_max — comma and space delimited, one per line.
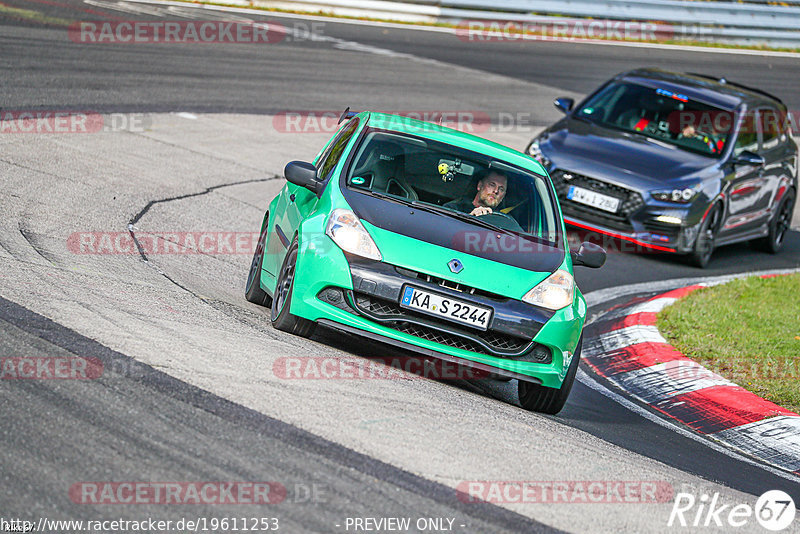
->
363, 220, 556, 300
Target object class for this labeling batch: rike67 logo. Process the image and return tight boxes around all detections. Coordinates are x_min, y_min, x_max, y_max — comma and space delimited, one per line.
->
669, 490, 796, 531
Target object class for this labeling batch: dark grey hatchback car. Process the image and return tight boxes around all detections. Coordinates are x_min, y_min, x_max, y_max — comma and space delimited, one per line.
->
526, 68, 797, 267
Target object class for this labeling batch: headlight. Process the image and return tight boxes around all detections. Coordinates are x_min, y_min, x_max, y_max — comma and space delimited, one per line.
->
527, 139, 551, 168
522, 269, 574, 311
652, 184, 701, 203
325, 209, 382, 261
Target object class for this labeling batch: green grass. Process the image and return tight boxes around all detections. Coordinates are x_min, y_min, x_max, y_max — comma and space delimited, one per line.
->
0, 3, 73, 26
657, 273, 800, 414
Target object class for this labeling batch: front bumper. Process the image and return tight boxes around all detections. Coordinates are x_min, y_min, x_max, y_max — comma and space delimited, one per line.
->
563, 214, 705, 254
288, 235, 585, 388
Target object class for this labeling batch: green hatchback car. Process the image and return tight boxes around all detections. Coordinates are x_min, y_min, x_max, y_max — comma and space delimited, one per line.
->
246, 111, 605, 414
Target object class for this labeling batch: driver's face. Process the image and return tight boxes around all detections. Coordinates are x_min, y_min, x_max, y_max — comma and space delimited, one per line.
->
476, 173, 507, 208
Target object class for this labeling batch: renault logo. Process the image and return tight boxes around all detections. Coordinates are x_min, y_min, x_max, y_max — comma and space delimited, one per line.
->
448, 259, 464, 274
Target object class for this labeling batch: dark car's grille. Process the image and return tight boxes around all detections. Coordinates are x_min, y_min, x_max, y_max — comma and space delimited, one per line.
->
551, 170, 644, 231
317, 287, 550, 362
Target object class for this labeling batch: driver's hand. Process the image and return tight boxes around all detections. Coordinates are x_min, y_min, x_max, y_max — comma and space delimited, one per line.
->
470, 206, 493, 216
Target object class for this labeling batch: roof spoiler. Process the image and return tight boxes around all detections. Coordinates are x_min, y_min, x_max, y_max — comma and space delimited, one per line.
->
338, 107, 359, 124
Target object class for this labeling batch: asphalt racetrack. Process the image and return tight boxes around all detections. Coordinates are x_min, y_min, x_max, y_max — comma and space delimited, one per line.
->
1, 1, 799, 532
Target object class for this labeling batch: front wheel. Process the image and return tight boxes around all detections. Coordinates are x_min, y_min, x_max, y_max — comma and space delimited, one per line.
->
688, 203, 722, 268
753, 189, 795, 254
518, 337, 581, 415
271, 238, 316, 338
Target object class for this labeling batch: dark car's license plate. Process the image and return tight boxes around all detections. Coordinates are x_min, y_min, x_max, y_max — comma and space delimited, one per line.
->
400, 286, 491, 330
567, 185, 621, 213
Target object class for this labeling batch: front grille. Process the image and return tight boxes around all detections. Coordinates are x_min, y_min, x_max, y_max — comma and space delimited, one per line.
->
351, 291, 548, 360
551, 170, 644, 231
561, 203, 635, 232
394, 323, 551, 362
396, 267, 509, 302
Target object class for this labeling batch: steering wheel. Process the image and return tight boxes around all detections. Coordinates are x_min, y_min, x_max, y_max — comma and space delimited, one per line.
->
477, 211, 524, 232
681, 128, 721, 153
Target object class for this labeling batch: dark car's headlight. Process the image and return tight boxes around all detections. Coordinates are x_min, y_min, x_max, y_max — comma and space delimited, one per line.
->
527, 139, 551, 168
651, 184, 702, 204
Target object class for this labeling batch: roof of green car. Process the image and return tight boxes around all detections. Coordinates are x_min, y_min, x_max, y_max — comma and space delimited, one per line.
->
361, 112, 547, 176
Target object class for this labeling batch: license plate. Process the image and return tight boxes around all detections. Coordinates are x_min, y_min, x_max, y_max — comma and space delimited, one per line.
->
567, 185, 621, 213
400, 286, 491, 331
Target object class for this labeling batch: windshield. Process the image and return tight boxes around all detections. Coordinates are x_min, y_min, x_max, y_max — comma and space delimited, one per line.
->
576, 82, 731, 157
345, 129, 562, 247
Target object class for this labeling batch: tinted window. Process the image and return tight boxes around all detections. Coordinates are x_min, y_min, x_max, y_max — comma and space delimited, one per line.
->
346, 129, 562, 246
759, 108, 783, 151
734, 118, 759, 156
317, 119, 359, 179
576, 82, 731, 157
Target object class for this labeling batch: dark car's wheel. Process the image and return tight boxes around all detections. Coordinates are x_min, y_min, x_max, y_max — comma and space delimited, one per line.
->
518, 337, 581, 415
245, 216, 273, 307
688, 203, 722, 268
271, 238, 316, 338
753, 189, 795, 254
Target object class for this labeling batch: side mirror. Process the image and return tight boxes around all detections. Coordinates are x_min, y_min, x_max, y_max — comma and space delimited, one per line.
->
284, 161, 322, 196
732, 151, 765, 167
553, 97, 574, 114
571, 242, 606, 269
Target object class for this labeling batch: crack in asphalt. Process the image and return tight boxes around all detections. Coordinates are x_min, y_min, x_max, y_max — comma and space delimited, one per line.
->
128, 174, 285, 338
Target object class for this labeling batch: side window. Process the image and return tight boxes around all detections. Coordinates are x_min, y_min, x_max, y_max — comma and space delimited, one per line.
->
758, 108, 782, 152
316, 119, 359, 180
733, 110, 759, 156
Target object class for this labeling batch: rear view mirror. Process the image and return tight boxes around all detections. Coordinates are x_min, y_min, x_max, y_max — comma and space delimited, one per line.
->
732, 151, 765, 167
571, 242, 606, 269
284, 161, 323, 196
554, 97, 574, 114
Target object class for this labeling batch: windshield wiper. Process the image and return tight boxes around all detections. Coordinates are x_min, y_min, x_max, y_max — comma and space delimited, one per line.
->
355, 189, 414, 206
410, 201, 517, 235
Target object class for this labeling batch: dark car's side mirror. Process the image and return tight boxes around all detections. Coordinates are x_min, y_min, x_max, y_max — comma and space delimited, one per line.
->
285, 161, 323, 196
553, 97, 574, 114
732, 151, 765, 167
571, 242, 606, 269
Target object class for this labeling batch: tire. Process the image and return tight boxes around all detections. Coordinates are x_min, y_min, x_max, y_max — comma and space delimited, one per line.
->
518, 337, 582, 415
688, 203, 722, 268
245, 216, 273, 307
753, 189, 795, 254
271, 238, 316, 338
